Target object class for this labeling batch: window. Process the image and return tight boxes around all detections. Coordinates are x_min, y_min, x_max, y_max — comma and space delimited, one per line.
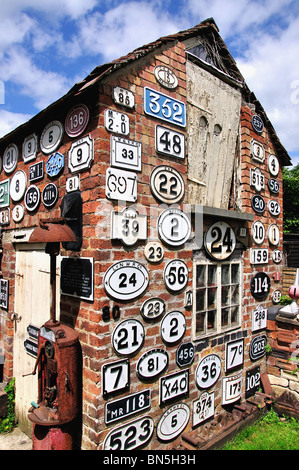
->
193, 260, 242, 338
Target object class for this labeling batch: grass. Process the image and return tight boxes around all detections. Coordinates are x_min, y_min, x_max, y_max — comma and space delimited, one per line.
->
220, 408, 299, 450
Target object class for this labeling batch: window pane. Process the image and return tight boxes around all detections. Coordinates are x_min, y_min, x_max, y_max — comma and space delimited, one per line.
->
208, 286, 217, 310
208, 265, 217, 285
231, 284, 239, 305
231, 306, 239, 325
221, 264, 230, 284
221, 308, 229, 327
221, 285, 230, 306
196, 265, 205, 287
231, 264, 240, 283
196, 289, 205, 311
207, 310, 216, 330
196, 312, 205, 334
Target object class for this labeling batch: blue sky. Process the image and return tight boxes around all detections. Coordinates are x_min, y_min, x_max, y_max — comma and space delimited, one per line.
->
0, 0, 299, 166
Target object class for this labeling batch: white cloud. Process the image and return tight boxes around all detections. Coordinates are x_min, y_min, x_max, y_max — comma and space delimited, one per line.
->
0, 110, 32, 138
76, 1, 180, 61
0, 47, 71, 109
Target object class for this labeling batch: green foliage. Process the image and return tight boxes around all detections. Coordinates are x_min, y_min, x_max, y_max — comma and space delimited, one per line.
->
283, 165, 299, 233
0, 378, 16, 433
279, 294, 292, 305
221, 409, 299, 450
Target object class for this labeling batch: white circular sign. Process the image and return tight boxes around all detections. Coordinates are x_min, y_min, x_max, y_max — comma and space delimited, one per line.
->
158, 208, 191, 246
164, 259, 189, 292
268, 223, 280, 245
156, 403, 190, 442
204, 221, 236, 260
150, 165, 185, 204
160, 311, 186, 345
24, 185, 40, 212
252, 220, 265, 245
12, 204, 24, 223
3, 144, 18, 174
103, 260, 149, 301
10, 170, 26, 202
268, 154, 279, 176
40, 121, 64, 154
195, 354, 221, 389
136, 348, 168, 380
112, 319, 144, 356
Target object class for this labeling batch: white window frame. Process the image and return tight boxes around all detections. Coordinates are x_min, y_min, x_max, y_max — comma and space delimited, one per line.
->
192, 259, 243, 340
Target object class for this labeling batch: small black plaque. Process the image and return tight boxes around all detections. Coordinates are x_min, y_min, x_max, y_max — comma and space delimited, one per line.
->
60, 257, 94, 301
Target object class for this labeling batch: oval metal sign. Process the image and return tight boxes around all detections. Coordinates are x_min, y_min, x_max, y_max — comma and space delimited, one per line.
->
158, 208, 191, 246
103, 415, 154, 450
164, 259, 189, 293
250, 335, 267, 361
40, 121, 64, 154
112, 319, 144, 356
24, 185, 40, 212
136, 348, 168, 380
160, 311, 186, 345
150, 165, 185, 204
140, 297, 165, 321
156, 403, 190, 442
251, 194, 265, 213
250, 272, 270, 299
268, 178, 279, 194
65, 103, 89, 138
154, 65, 178, 89
251, 114, 264, 133
195, 354, 221, 389
103, 260, 149, 301
3, 143, 18, 174
42, 183, 58, 208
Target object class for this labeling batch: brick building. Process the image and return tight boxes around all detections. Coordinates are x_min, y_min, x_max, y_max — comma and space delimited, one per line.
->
0, 19, 294, 450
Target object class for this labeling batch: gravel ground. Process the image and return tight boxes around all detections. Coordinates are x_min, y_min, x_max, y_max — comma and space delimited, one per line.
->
0, 427, 32, 450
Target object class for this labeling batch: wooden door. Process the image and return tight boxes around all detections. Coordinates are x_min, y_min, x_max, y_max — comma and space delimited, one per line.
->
13, 246, 60, 436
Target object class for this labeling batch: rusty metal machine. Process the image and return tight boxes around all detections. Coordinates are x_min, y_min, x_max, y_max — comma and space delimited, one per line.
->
24, 219, 81, 450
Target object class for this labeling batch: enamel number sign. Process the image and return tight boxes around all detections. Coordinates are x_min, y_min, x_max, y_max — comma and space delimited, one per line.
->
160, 311, 186, 345
112, 319, 144, 356
68, 135, 94, 173
24, 185, 40, 212
111, 207, 147, 246
250, 272, 270, 299
106, 167, 137, 202
159, 370, 189, 405
143, 87, 186, 127
136, 348, 168, 380
102, 359, 129, 397
193, 392, 215, 427
155, 125, 185, 160
104, 260, 149, 301
111, 136, 141, 172
46, 152, 64, 177
154, 65, 178, 89
144, 242, 164, 263
164, 259, 188, 293
42, 183, 58, 208
104, 109, 129, 135
103, 416, 154, 450
140, 297, 165, 321
251, 194, 265, 213
222, 372, 242, 405
268, 154, 279, 176
10, 170, 26, 202
158, 208, 191, 246
22, 134, 37, 163
195, 354, 221, 389
156, 403, 190, 442
40, 121, 63, 154
113, 86, 135, 108
252, 220, 265, 245
176, 342, 195, 367
105, 389, 151, 424
251, 115, 264, 133
252, 305, 267, 332
204, 221, 236, 260
250, 167, 265, 192
65, 104, 89, 137
150, 165, 185, 204
225, 339, 244, 372
250, 335, 267, 361
3, 144, 18, 174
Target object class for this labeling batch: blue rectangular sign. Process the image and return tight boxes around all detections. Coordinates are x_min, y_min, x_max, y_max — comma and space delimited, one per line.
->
143, 87, 186, 127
